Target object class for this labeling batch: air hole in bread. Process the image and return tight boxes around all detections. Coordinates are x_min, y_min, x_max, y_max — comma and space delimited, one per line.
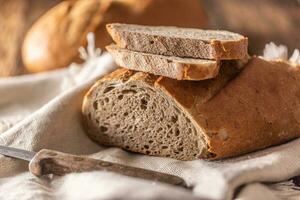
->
103, 86, 115, 93
99, 126, 108, 132
174, 128, 180, 136
140, 98, 148, 110
122, 89, 137, 94
93, 101, 98, 109
177, 147, 183, 152
171, 116, 178, 123
141, 98, 148, 105
117, 95, 123, 100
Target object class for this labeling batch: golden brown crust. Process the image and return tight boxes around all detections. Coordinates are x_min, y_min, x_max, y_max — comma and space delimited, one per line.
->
155, 61, 240, 109
157, 57, 300, 159
182, 61, 220, 80
211, 39, 249, 60
195, 57, 300, 158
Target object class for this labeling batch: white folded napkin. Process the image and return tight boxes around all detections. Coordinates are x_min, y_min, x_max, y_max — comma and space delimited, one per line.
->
0, 38, 299, 200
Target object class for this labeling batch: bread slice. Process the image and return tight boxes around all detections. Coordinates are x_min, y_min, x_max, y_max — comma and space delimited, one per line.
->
106, 23, 248, 60
106, 44, 220, 80
82, 57, 300, 160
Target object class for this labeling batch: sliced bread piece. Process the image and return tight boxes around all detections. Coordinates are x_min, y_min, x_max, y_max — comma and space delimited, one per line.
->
106, 44, 220, 80
106, 23, 248, 60
82, 57, 300, 160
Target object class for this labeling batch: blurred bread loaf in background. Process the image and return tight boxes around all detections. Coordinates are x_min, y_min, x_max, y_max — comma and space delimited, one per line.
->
0, 0, 60, 76
22, 0, 110, 73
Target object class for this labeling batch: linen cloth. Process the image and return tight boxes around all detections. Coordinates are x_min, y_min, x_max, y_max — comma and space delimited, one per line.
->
0, 46, 300, 200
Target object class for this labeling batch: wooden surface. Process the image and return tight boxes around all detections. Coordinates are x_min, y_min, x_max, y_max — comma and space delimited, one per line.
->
28, 149, 186, 186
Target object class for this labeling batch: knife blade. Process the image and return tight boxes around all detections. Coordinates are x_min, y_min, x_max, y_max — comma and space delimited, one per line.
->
0, 146, 186, 187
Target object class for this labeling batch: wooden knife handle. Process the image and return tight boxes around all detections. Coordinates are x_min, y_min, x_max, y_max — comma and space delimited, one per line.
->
28, 149, 186, 187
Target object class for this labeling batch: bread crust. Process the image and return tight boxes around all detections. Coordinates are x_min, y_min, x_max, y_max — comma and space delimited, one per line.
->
158, 57, 300, 159
106, 23, 248, 60
106, 44, 220, 80
160, 57, 300, 159
195, 57, 300, 158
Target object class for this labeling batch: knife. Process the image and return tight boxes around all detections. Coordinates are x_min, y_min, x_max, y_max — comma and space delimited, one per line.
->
0, 146, 186, 187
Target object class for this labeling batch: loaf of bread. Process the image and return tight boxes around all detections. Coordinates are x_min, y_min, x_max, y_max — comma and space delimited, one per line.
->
22, 0, 109, 73
0, 0, 60, 76
82, 57, 300, 160
106, 44, 220, 80
106, 23, 248, 60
